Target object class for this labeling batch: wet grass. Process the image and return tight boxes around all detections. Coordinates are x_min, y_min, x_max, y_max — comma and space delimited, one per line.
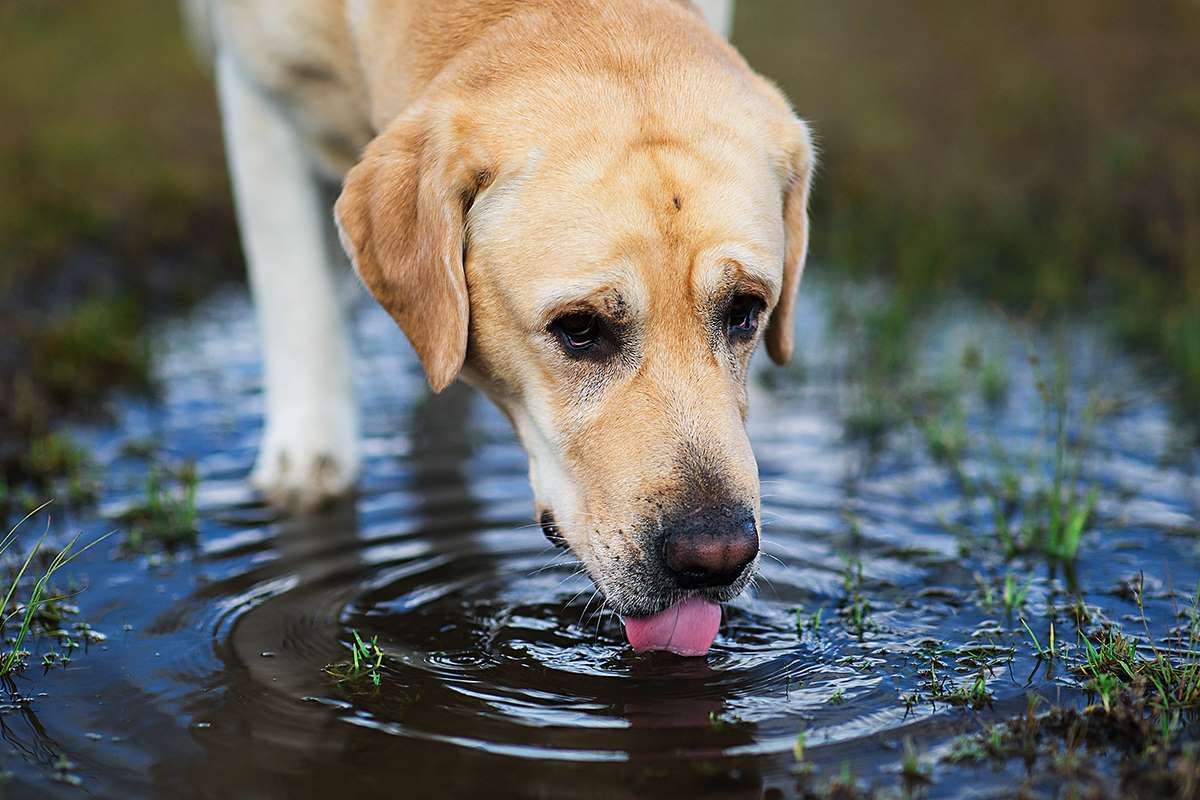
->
1075, 577, 1200, 737
939, 582, 1200, 797
899, 739, 931, 789
115, 463, 199, 554
0, 505, 108, 676
0, 433, 98, 519
324, 631, 385, 688
976, 573, 1031, 616
944, 693, 1200, 797
981, 358, 1102, 564
838, 556, 874, 640
827, 289, 1106, 567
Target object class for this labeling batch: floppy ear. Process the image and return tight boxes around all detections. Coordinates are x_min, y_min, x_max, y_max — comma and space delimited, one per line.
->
335, 117, 485, 392
765, 119, 816, 365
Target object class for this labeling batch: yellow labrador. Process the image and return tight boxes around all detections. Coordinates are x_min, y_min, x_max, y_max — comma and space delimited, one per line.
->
185, 0, 814, 656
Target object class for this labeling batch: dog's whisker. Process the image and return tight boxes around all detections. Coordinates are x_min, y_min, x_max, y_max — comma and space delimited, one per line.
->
554, 566, 591, 589
577, 588, 603, 629
760, 551, 788, 569
528, 558, 582, 578
593, 600, 610, 641
753, 571, 780, 599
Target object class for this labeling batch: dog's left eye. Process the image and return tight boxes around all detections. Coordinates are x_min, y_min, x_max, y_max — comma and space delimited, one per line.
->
552, 312, 605, 355
726, 295, 764, 338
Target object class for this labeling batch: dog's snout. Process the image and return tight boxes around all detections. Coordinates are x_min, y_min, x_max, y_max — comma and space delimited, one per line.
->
662, 505, 758, 589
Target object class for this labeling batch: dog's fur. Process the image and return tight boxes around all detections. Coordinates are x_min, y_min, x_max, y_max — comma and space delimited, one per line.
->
188, 0, 813, 618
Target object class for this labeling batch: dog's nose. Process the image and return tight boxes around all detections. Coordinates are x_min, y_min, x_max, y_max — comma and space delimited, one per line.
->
663, 505, 759, 589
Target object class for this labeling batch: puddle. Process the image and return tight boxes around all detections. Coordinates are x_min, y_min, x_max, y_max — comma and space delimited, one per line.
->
4, 282, 1198, 798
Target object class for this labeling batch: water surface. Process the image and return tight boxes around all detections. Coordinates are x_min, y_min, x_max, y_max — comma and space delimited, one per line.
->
5, 283, 1198, 798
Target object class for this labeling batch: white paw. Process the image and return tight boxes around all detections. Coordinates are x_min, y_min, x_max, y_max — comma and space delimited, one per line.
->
250, 412, 359, 513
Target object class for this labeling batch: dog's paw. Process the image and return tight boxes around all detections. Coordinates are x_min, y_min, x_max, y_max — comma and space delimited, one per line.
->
250, 421, 359, 513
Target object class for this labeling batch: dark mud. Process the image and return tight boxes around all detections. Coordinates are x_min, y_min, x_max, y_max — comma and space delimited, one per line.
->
1, 284, 1197, 799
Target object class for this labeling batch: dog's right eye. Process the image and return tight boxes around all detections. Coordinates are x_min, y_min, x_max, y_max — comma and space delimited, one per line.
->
551, 312, 605, 355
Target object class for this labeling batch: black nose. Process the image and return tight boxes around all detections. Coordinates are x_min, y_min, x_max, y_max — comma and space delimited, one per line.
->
662, 504, 759, 589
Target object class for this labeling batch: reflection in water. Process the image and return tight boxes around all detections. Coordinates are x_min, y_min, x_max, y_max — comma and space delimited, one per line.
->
6, 287, 1198, 797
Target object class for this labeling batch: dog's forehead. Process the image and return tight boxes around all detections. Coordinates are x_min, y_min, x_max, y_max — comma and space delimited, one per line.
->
472, 141, 785, 319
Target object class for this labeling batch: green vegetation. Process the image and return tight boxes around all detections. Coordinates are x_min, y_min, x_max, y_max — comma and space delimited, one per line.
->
1, 433, 97, 520
324, 630, 386, 688
0, 504, 108, 675
795, 605, 824, 636
0, 1, 237, 525
978, 572, 1031, 615
944, 690, 1200, 797
832, 298, 915, 449
1075, 578, 1200, 743
738, 0, 1200, 414
896, 338, 1103, 565
116, 463, 199, 554
904, 641, 999, 711
983, 359, 1101, 563
836, 556, 874, 640
1020, 616, 1062, 661
899, 739, 931, 787
944, 584, 1200, 795
944, 671, 993, 710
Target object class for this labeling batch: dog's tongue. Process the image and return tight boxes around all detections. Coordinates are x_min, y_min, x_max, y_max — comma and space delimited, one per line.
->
622, 597, 721, 656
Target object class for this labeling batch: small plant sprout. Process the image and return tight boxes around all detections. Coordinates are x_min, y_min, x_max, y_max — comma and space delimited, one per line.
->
324, 630, 385, 687
118, 462, 199, 553
830, 687, 846, 705
707, 710, 742, 730
1001, 574, 1030, 613
837, 554, 874, 639
948, 671, 993, 709
900, 738, 931, 784
1020, 617, 1058, 660
795, 606, 824, 637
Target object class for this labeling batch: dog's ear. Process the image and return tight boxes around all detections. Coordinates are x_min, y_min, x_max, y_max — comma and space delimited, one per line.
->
765, 118, 816, 365
335, 117, 486, 392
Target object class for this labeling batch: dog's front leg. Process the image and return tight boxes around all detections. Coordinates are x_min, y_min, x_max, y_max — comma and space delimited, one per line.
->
216, 53, 359, 511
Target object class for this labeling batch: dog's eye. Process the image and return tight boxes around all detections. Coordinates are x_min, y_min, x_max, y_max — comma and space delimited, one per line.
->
552, 312, 604, 354
726, 295, 764, 338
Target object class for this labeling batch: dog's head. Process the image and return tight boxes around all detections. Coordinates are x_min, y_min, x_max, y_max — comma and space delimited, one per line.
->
336, 15, 813, 654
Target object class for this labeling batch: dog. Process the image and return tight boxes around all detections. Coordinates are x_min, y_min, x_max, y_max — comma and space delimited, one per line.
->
184, 0, 814, 656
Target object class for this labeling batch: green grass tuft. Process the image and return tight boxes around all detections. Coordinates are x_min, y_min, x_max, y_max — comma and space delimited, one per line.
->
0, 503, 109, 675
324, 630, 386, 688
116, 463, 199, 554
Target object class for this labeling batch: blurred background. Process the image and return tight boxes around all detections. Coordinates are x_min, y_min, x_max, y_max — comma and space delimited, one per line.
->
2, 0, 1198, 503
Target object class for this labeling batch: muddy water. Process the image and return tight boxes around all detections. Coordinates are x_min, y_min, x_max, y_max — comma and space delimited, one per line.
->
5, 284, 1199, 798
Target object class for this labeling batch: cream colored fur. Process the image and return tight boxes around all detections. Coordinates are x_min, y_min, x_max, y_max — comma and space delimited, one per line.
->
188, 0, 816, 616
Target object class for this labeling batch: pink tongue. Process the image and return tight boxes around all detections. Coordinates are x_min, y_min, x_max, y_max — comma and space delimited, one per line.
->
622, 597, 721, 657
